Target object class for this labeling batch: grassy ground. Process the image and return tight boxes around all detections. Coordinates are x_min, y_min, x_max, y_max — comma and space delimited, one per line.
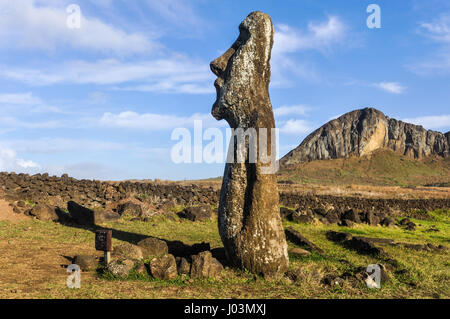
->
0, 209, 448, 299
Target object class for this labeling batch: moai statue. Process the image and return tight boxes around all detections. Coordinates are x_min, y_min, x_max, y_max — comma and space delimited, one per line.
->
210, 11, 289, 277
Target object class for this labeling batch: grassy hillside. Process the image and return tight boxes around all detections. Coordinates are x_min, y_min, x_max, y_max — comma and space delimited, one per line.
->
278, 149, 450, 187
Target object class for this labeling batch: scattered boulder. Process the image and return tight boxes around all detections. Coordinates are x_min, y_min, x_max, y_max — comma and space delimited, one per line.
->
176, 257, 191, 275
73, 255, 98, 271
399, 218, 412, 225
322, 275, 345, 287
149, 254, 178, 280
117, 202, 143, 217
289, 248, 311, 258
137, 237, 168, 259
340, 219, 355, 227
324, 210, 340, 224
326, 231, 386, 257
285, 267, 303, 282
68, 201, 119, 225
285, 227, 324, 253
179, 206, 212, 221
291, 211, 314, 224
342, 209, 361, 223
190, 251, 223, 279
280, 207, 295, 220
113, 243, 143, 261
363, 211, 379, 225
381, 217, 396, 227
106, 259, 134, 278
28, 204, 58, 222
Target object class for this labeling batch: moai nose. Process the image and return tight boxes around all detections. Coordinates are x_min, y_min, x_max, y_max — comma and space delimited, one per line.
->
210, 47, 235, 77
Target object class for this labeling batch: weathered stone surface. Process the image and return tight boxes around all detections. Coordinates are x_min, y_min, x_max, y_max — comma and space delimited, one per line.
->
285, 227, 323, 253
190, 251, 223, 279
210, 11, 289, 276
117, 202, 143, 217
137, 237, 168, 259
342, 209, 361, 223
73, 255, 98, 271
149, 254, 178, 280
67, 201, 111, 225
0, 172, 448, 219
176, 257, 191, 275
106, 259, 134, 278
179, 206, 212, 221
280, 207, 295, 220
381, 217, 396, 227
28, 204, 58, 222
289, 248, 311, 258
280, 107, 449, 166
113, 243, 143, 261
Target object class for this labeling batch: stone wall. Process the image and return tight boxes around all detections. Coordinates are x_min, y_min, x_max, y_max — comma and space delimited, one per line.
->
1, 172, 448, 215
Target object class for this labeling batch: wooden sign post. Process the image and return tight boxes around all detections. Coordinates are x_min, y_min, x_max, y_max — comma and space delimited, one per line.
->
95, 229, 112, 265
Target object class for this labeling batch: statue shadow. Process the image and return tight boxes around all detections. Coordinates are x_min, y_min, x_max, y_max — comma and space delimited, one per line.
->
54, 207, 227, 264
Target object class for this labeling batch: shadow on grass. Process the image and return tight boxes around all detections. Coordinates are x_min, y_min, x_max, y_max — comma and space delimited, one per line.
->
54, 206, 228, 265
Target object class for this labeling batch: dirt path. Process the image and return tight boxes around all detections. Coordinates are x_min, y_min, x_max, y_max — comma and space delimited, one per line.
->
0, 200, 29, 222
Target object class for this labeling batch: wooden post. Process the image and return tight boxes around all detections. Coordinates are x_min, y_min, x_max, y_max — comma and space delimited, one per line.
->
95, 230, 112, 266
104, 251, 111, 265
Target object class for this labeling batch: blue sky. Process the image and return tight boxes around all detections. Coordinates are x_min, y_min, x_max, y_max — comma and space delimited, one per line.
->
0, 0, 449, 180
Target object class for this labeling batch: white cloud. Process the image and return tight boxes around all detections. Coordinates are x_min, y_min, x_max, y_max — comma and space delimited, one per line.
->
374, 82, 406, 94
0, 116, 64, 129
0, 57, 214, 94
0, 92, 62, 113
0, 138, 126, 154
99, 111, 221, 130
145, 0, 203, 29
274, 105, 311, 117
279, 119, 314, 135
402, 114, 450, 130
0, 0, 157, 54
273, 16, 346, 55
271, 16, 347, 86
0, 147, 40, 171
410, 15, 450, 75
419, 15, 450, 43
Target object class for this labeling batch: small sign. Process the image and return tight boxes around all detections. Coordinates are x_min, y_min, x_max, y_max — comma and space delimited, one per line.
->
95, 229, 112, 252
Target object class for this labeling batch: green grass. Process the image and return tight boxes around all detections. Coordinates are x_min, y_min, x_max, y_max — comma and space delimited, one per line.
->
0, 209, 448, 298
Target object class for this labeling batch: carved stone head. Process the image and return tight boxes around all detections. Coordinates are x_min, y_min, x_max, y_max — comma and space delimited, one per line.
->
210, 11, 274, 129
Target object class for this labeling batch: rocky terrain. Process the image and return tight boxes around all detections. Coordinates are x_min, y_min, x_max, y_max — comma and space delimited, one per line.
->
280, 108, 450, 167
1, 172, 448, 227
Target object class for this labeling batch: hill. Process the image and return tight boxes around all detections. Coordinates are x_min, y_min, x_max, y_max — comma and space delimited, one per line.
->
280, 108, 449, 167
277, 148, 450, 187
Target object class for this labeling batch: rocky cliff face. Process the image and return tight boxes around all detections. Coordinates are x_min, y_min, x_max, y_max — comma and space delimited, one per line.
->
280, 108, 449, 166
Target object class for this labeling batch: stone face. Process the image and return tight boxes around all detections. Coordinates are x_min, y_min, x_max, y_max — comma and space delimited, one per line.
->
137, 237, 168, 259
280, 107, 449, 166
210, 11, 289, 276
149, 254, 178, 280
190, 251, 223, 279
